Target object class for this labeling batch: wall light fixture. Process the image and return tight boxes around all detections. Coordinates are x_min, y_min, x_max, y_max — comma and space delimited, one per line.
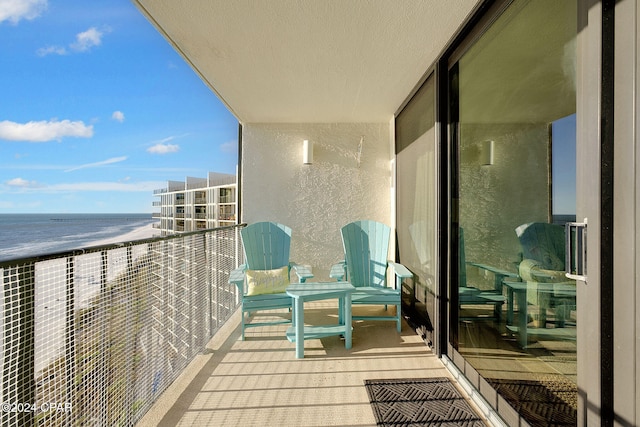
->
303, 139, 313, 164
480, 140, 494, 166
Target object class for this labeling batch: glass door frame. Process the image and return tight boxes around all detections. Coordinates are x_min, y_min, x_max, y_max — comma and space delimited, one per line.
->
440, 1, 586, 425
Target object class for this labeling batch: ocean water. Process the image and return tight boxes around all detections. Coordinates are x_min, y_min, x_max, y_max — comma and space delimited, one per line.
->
0, 213, 155, 262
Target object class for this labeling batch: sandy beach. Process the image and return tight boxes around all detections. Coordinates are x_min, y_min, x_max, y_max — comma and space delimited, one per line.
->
85, 223, 158, 247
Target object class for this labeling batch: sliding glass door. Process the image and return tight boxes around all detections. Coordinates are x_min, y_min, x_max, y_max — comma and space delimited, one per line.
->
450, 0, 577, 424
395, 74, 438, 345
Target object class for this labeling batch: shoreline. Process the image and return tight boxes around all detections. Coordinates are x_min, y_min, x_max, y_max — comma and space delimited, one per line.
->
85, 223, 158, 247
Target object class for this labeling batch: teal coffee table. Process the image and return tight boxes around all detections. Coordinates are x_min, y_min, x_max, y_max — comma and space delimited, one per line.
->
286, 282, 355, 358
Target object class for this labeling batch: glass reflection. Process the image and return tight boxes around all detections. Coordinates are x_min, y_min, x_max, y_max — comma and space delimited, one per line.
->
454, 0, 577, 425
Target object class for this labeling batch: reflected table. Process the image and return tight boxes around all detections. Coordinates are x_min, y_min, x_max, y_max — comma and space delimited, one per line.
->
503, 280, 577, 348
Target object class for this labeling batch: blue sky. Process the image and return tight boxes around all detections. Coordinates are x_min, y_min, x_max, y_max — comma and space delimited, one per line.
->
0, 0, 238, 214
552, 114, 576, 216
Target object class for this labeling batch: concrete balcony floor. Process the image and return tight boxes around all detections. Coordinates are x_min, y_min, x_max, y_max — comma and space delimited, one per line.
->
137, 301, 488, 426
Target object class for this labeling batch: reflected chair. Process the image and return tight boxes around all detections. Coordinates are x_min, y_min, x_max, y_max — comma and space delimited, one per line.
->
228, 222, 313, 340
515, 222, 576, 328
330, 220, 412, 332
458, 227, 517, 320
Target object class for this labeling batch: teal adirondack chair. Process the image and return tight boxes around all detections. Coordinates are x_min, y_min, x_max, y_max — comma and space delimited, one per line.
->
515, 222, 576, 327
458, 227, 516, 320
330, 220, 413, 332
229, 222, 313, 340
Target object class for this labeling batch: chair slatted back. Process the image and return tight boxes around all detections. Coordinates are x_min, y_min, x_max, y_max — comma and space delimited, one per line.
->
516, 222, 566, 271
241, 222, 291, 270
341, 220, 390, 288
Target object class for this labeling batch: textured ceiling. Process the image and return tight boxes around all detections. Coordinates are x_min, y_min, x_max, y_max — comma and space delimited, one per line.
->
133, 0, 480, 123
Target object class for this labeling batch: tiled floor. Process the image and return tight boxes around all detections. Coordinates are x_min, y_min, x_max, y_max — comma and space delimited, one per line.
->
137, 302, 485, 426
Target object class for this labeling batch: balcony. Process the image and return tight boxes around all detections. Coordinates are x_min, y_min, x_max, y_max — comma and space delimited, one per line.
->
0, 224, 479, 426
136, 302, 452, 426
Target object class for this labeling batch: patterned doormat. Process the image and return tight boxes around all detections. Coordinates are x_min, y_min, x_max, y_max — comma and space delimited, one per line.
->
486, 376, 577, 426
364, 378, 485, 426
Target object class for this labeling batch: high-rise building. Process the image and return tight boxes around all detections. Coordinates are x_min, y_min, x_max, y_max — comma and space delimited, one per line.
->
153, 171, 237, 235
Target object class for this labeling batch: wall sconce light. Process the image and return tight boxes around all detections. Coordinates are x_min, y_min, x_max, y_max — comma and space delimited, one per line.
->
480, 140, 494, 166
303, 139, 313, 164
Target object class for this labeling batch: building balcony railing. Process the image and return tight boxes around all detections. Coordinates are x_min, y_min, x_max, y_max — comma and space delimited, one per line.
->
0, 222, 485, 426
0, 225, 244, 426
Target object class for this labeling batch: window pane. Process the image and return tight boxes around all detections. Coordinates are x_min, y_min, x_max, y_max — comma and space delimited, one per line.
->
454, 0, 577, 424
396, 75, 437, 343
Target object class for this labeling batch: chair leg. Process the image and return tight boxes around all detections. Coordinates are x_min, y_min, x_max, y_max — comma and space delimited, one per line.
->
396, 305, 401, 332
241, 310, 246, 340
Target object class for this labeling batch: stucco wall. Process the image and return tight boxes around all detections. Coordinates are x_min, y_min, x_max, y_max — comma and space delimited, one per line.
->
241, 123, 392, 280
459, 123, 550, 288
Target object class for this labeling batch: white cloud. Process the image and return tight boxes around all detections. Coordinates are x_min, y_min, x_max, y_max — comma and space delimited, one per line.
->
47, 181, 163, 192
6, 177, 39, 188
65, 156, 127, 172
36, 45, 67, 56
37, 26, 110, 56
0, 0, 47, 24
148, 143, 179, 154
111, 111, 125, 122
71, 27, 105, 52
0, 179, 164, 194
0, 119, 93, 142
154, 135, 178, 144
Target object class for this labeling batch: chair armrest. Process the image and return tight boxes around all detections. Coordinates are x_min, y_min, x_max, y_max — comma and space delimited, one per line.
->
467, 262, 518, 279
529, 270, 568, 282
388, 261, 413, 291
468, 262, 519, 293
290, 263, 314, 283
229, 264, 247, 293
330, 261, 346, 280
388, 261, 413, 279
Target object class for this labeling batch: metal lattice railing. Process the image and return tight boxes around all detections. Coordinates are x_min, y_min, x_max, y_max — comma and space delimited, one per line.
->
0, 225, 244, 426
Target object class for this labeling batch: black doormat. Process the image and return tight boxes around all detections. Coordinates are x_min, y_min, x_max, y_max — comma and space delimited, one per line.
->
486, 376, 577, 426
364, 378, 485, 426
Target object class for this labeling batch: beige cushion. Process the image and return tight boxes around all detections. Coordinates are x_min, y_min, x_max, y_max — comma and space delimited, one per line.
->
519, 259, 574, 306
519, 259, 566, 283
245, 266, 290, 296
